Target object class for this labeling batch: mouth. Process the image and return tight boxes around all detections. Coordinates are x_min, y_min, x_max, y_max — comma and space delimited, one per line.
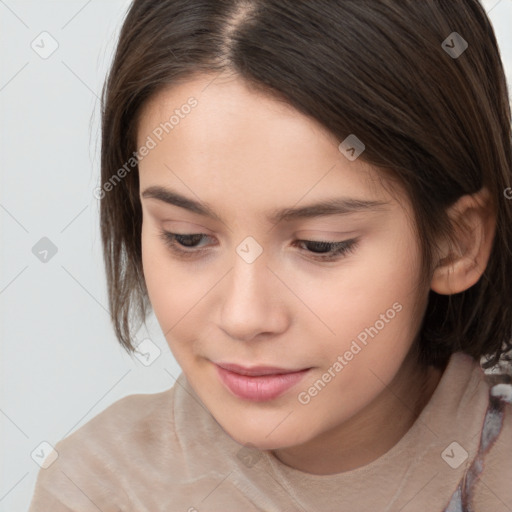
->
214, 362, 312, 402
215, 362, 310, 376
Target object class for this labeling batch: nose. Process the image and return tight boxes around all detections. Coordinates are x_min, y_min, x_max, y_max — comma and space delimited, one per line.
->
218, 250, 288, 342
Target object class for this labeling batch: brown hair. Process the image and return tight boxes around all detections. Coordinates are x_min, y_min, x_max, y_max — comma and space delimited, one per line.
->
100, 0, 512, 370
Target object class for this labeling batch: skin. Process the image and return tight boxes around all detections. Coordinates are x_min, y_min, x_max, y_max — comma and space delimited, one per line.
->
136, 72, 494, 475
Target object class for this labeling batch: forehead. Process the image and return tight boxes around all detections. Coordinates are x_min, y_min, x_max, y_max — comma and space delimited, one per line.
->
136, 73, 405, 217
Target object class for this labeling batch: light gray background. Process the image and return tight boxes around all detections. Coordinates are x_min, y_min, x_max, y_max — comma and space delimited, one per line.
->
1, 1, 511, 510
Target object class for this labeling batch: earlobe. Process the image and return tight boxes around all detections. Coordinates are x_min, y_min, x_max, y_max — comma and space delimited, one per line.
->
430, 187, 496, 295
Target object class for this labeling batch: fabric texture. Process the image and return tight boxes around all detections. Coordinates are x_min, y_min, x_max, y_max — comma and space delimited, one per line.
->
28, 351, 512, 512
443, 382, 512, 512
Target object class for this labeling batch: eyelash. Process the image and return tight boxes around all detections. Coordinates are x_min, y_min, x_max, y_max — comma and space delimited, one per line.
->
158, 230, 359, 262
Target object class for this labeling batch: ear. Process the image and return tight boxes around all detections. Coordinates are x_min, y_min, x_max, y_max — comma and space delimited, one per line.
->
430, 187, 496, 295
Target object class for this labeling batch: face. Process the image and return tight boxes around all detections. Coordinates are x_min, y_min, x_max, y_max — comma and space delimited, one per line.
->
137, 72, 429, 451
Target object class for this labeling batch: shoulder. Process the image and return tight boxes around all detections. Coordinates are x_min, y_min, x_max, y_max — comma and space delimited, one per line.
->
60, 386, 176, 455
28, 387, 176, 511
82, 386, 176, 438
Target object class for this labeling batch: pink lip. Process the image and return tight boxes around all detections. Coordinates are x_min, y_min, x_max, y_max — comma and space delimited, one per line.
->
215, 362, 308, 376
215, 363, 311, 402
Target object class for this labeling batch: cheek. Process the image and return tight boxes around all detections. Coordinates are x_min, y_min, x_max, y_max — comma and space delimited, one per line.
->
294, 223, 424, 385
140, 225, 216, 349
141, 227, 166, 304
141, 227, 186, 333
294, 244, 423, 429
297, 228, 421, 334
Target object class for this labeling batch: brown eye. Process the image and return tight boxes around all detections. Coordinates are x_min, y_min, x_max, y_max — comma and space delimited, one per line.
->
158, 231, 214, 259
158, 230, 359, 263
293, 238, 359, 261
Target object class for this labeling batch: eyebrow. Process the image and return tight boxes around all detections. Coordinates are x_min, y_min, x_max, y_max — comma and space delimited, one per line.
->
141, 185, 390, 224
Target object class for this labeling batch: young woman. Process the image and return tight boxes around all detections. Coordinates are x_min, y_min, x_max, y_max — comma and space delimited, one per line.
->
29, 0, 512, 510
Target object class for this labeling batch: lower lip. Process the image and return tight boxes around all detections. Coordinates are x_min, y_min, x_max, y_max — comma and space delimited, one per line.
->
215, 365, 311, 402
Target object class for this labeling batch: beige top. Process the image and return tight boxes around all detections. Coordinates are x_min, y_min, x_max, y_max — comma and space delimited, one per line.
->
29, 351, 512, 512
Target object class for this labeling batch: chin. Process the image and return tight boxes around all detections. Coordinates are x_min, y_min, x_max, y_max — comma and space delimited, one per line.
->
219, 418, 307, 451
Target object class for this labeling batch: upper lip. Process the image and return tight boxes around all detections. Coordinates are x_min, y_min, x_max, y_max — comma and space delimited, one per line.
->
215, 362, 310, 376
